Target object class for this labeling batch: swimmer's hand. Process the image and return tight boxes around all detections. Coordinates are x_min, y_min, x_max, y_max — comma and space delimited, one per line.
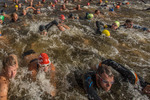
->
143, 85, 150, 94
50, 89, 56, 97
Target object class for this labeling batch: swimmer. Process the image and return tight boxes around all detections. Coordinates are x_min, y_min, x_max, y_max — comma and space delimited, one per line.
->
121, 19, 150, 32
96, 21, 120, 34
39, 15, 70, 35
94, 10, 104, 18
11, 13, 20, 22
73, 4, 82, 10
60, 4, 68, 11
4, 3, 8, 8
22, 50, 57, 97
68, 13, 79, 19
15, 5, 19, 11
0, 54, 19, 100
75, 59, 150, 100
36, 1, 43, 7
26, 7, 41, 14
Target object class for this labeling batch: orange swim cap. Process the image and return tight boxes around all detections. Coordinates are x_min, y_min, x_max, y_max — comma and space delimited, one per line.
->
126, 2, 130, 5
60, 14, 65, 20
116, 5, 120, 9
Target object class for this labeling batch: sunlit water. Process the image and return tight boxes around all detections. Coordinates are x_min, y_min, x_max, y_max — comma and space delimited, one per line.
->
0, 0, 150, 100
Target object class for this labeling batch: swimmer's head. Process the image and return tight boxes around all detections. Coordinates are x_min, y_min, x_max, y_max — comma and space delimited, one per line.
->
39, 25, 45, 32
125, 19, 133, 28
3, 54, 18, 78
87, 13, 94, 20
109, 8, 114, 12
38, 53, 51, 72
111, 21, 120, 30
12, 13, 18, 22
102, 29, 110, 37
60, 14, 65, 20
95, 10, 100, 14
114, 21, 120, 27
116, 5, 120, 9
4, 3, 7, 8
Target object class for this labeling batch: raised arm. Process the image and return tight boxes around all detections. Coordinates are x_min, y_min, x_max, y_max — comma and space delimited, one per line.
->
26, 6, 36, 11
102, 59, 150, 88
84, 73, 101, 100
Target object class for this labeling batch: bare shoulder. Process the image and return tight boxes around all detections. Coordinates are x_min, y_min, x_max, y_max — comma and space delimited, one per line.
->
0, 75, 9, 99
24, 53, 38, 65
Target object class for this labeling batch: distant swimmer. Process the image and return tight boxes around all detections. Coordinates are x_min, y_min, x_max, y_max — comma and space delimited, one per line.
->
22, 50, 57, 97
0, 54, 19, 100
39, 15, 70, 35
120, 19, 150, 32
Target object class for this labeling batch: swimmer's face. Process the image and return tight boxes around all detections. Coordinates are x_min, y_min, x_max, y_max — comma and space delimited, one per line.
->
96, 10, 100, 14
39, 64, 50, 72
62, 4, 66, 9
5, 65, 18, 79
40, 30, 47, 36
77, 5, 80, 8
97, 73, 114, 91
111, 23, 118, 30
19, 3, 22, 8
125, 22, 133, 28
23, 10, 27, 15
38, 2, 41, 5
13, 14, 18, 21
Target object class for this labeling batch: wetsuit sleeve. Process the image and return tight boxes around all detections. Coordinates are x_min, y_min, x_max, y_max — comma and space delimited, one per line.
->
133, 25, 148, 31
102, 59, 150, 88
84, 73, 101, 100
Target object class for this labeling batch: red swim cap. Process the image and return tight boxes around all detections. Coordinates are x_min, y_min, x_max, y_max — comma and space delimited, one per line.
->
60, 14, 65, 20
38, 53, 51, 67
52, 4, 55, 7
87, 3, 90, 6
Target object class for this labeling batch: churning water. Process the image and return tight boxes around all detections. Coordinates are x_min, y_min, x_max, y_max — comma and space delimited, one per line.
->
0, 0, 150, 100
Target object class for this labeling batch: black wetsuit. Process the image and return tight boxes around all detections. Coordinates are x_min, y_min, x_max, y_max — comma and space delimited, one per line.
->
120, 24, 149, 31
83, 59, 150, 100
39, 20, 59, 32
96, 21, 112, 34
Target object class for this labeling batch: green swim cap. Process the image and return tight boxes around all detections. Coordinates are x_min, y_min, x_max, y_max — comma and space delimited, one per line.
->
87, 14, 94, 20
0, 15, 4, 21
115, 21, 120, 27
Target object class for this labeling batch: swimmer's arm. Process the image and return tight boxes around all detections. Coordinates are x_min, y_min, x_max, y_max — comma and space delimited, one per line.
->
26, 6, 36, 11
50, 64, 56, 97
0, 79, 8, 100
2, 14, 11, 20
84, 73, 101, 100
28, 63, 38, 81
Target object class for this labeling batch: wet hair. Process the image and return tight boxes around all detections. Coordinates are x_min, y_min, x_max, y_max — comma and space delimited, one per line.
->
95, 10, 99, 13
97, 64, 114, 77
3, 55, 16, 69
125, 19, 133, 24
11, 12, 17, 18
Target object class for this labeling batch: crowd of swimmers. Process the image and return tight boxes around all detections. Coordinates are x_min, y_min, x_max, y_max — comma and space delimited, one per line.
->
0, 0, 150, 100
